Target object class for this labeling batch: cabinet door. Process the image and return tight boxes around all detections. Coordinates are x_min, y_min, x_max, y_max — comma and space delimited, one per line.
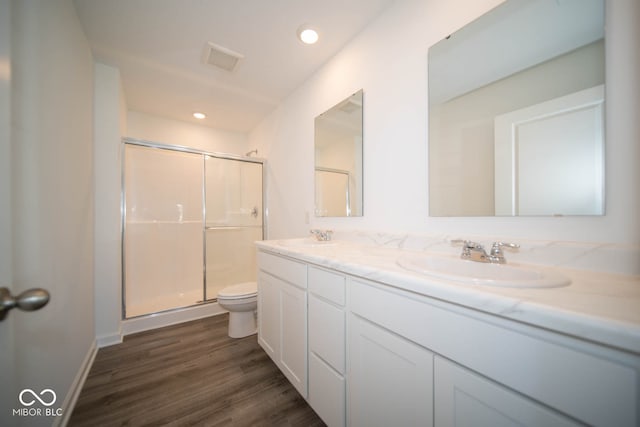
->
257, 271, 280, 360
434, 356, 579, 427
348, 314, 433, 427
280, 281, 307, 397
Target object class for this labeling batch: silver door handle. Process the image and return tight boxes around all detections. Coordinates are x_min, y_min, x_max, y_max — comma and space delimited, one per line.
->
0, 287, 50, 321
251, 206, 259, 218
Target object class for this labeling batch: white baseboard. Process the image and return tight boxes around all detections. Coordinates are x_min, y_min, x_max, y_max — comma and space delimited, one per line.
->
122, 302, 226, 336
96, 331, 123, 348
55, 339, 98, 427
96, 321, 123, 348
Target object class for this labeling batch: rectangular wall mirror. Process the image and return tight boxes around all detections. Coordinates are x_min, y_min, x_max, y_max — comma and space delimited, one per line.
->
428, 0, 605, 217
315, 90, 364, 217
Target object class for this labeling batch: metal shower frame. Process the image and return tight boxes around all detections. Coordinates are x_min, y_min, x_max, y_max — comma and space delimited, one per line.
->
120, 137, 267, 320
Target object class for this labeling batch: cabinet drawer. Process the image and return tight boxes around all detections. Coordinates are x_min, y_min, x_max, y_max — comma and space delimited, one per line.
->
308, 266, 345, 305
349, 278, 638, 427
309, 353, 345, 427
258, 250, 307, 289
309, 294, 345, 373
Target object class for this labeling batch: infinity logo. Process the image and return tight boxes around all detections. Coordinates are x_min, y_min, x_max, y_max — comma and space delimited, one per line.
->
18, 389, 57, 407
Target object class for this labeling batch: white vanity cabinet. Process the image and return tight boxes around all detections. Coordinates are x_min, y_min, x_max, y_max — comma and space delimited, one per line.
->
257, 251, 308, 397
256, 246, 639, 427
308, 266, 347, 427
348, 277, 639, 427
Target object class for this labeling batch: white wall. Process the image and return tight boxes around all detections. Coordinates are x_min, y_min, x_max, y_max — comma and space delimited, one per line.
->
94, 63, 126, 346
7, 0, 95, 422
250, 0, 640, 246
127, 110, 250, 156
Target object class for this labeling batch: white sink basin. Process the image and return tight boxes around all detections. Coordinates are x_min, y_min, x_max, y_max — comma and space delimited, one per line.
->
277, 238, 339, 248
397, 254, 570, 288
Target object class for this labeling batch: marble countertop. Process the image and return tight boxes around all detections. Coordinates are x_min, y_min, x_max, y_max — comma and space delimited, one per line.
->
256, 237, 640, 355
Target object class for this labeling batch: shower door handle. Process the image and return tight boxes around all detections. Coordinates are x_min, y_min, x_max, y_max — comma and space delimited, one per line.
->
0, 287, 50, 321
250, 206, 259, 218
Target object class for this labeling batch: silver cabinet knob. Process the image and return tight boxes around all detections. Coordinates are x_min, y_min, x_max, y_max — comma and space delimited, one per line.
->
0, 287, 50, 321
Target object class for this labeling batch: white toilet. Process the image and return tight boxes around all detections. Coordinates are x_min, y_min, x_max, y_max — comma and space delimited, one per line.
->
217, 282, 258, 338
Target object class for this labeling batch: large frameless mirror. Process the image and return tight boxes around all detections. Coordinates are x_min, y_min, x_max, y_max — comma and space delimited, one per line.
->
314, 90, 364, 217
428, 0, 605, 216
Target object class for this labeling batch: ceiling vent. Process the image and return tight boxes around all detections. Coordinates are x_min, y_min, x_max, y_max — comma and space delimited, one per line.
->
202, 42, 244, 72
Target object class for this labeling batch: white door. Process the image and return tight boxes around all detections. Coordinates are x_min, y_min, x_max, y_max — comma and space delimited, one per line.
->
1, 1, 95, 424
434, 357, 579, 427
0, 320, 15, 421
348, 314, 433, 427
0, 0, 14, 417
280, 282, 307, 397
256, 271, 308, 398
494, 85, 604, 215
257, 272, 280, 359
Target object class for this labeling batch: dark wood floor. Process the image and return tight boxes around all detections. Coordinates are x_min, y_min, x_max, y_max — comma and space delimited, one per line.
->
69, 314, 325, 426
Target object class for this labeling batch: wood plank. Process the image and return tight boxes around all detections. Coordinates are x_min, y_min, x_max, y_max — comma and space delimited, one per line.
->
69, 314, 325, 426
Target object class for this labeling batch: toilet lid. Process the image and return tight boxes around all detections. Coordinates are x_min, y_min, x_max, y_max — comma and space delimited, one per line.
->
218, 282, 257, 299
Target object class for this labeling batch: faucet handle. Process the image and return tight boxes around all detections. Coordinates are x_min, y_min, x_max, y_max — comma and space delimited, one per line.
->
310, 229, 333, 241
490, 242, 520, 261
491, 242, 519, 252
451, 239, 482, 249
451, 239, 484, 260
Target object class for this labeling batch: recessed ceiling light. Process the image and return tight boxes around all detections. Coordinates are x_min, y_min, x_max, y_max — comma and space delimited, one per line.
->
193, 112, 206, 119
297, 25, 319, 45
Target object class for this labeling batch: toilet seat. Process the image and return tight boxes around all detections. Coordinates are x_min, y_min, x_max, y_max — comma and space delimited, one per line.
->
218, 282, 257, 300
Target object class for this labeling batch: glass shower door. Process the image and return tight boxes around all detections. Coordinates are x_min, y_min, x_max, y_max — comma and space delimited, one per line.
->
123, 145, 204, 317
204, 156, 263, 300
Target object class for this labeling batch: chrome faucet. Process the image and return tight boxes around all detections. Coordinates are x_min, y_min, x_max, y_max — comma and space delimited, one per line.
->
488, 242, 520, 264
310, 229, 333, 242
451, 240, 519, 264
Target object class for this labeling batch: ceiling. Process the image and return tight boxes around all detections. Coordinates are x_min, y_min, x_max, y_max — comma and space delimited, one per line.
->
73, 0, 395, 133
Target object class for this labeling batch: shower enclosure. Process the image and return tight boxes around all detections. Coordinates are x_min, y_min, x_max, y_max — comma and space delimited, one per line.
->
315, 167, 352, 216
122, 139, 264, 318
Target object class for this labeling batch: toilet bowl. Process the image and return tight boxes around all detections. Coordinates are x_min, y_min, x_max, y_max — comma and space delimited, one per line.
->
217, 282, 257, 338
